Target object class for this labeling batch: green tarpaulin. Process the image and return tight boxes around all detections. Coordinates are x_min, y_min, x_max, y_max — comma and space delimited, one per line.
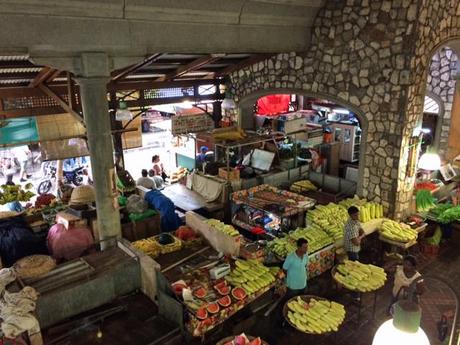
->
0, 117, 39, 145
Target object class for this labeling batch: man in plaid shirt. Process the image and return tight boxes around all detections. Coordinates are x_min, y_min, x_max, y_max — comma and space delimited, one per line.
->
344, 206, 365, 261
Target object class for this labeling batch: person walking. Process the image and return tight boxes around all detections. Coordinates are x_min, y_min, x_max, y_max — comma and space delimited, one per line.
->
282, 238, 309, 299
344, 206, 365, 261
13, 146, 31, 182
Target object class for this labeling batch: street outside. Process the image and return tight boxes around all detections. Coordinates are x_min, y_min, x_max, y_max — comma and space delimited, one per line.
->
0, 124, 177, 200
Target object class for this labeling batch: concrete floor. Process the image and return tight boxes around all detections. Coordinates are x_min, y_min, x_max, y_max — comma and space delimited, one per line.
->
44, 235, 460, 345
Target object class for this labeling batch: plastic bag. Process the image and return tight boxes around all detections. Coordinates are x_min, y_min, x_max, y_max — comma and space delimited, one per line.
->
126, 195, 148, 214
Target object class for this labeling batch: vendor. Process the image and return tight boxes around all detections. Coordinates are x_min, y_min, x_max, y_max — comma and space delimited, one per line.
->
196, 146, 209, 164
152, 155, 168, 181
344, 206, 365, 261
136, 169, 156, 189
282, 238, 309, 298
386, 255, 425, 314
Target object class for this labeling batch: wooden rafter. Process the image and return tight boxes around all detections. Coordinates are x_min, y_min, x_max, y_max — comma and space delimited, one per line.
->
112, 53, 163, 81
158, 54, 226, 82
28, 67, 56, 88
46, 70, 63, 83
37, 83, 84, 125
214, 54, 274, 78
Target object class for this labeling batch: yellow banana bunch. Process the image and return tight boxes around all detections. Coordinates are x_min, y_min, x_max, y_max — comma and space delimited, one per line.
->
212, 127, 247, 141
334, 260, 386, 292
379, 220, 417, 243
306, 203, 348, 241
286, 297, 345, 334
290, 180, 317, 193
132, 237, 161, 258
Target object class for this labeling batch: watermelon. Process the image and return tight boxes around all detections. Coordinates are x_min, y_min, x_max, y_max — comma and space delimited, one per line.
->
216, 285, 230, 295
206, 302, 220, 314
196, 307, 208, 320
231, 287, 247, 300
217, 295, 231, 307
193, 287, 207, 299
214, 280, 227, 290
249, 337, 262, 345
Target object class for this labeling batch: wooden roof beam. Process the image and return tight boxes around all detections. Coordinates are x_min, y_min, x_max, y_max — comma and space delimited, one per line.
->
28, 67, 56, 88
37, 83, 84, 125
112, 53, 163, 81
158, 54, 226, 82
214, 54, 274, 78
46, 70, 64, 83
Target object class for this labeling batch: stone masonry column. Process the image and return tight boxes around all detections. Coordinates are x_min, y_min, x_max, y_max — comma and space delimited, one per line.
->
75, 53, 121, 247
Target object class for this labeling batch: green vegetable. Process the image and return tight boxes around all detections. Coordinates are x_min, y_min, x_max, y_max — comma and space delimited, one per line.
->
430, 202, 452, 217
437, 206, 460, 224
416, 190, 436, 212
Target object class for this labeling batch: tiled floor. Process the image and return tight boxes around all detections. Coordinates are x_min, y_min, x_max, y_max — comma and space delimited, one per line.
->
44, 237, 460, 345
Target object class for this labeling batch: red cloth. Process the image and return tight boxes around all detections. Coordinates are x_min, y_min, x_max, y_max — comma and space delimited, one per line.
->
256, 94, 290, 116
47, 223, 94, 261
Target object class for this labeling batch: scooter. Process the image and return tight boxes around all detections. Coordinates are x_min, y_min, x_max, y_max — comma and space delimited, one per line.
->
37, 164, 84, 195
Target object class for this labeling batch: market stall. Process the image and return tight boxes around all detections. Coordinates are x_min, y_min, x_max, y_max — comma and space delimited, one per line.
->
231, 184, 316, 237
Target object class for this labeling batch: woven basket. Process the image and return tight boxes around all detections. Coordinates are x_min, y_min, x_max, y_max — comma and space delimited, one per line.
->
14, 255, 56, 279
69, 185, 95, 205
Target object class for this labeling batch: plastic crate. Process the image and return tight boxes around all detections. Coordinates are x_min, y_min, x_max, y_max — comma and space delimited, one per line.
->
420, 243, 439, 256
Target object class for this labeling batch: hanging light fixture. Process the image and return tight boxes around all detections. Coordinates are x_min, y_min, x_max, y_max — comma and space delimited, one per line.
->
115, 101, 133, 121
221, 93, 236, 110
418, 146, 441, 171
372, 301, 430, 345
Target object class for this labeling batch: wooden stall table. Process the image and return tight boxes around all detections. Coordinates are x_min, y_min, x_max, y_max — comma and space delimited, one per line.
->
378, 222, 428, 257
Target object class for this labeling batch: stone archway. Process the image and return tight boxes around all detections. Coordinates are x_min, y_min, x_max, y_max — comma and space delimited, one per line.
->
237, 87, 369, 196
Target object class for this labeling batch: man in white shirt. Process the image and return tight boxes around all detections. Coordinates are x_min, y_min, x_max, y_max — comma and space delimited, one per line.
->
136, 169, 156, 189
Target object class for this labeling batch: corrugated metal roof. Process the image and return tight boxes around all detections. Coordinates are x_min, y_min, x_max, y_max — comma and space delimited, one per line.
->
0, 79, 32, 84
0, 67, 42, 73
0, 55, 29, 61
424, 95, 440, 114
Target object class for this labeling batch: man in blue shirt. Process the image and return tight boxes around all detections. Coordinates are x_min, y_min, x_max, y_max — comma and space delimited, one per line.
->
283, 238, 309, 298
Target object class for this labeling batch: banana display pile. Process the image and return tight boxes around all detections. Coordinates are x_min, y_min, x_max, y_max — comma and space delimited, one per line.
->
339, 197, 384, 222
290, 180, 317, 193
306, 204, 348, 241
205, 219, 240, 237
286, 297, 345, 334
212, 127, 247, 141
225, 260, 279, 295
132, 237, 161, 258
0, 183, 35, 205
333, 260, 387, 292
268, 226, 333, 258
379, 220, 418, 243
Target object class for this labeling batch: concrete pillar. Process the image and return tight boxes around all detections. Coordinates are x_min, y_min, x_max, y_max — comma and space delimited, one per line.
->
75, 53, 121, 248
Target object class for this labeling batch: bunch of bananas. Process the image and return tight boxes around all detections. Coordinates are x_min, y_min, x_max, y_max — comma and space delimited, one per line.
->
334, 260, 387, 292
339, 197, 384, 222
153, 234, 183, 254
132, 237, 161, 258
290, 180, 317, 193
269, 225, 333, 258
225, 259, 278, 295
379, 220, 417, 243
212, 127, 247, 142
306, 204, 348, 241
0, 183, 35, 205
205, 219, 240, 237
286, 297, 345, 334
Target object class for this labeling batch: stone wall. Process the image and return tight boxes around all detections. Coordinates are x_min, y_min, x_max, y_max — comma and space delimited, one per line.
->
230, 0, 460, 218
426, 47, 458, 156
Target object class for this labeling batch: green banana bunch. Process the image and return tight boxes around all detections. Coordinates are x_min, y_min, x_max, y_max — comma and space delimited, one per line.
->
334, 260, 386, 292
286, 297, 345, 334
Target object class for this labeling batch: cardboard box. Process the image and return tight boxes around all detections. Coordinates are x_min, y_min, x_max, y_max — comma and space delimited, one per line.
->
56, 211, 87, 230
218, 167, 240, 181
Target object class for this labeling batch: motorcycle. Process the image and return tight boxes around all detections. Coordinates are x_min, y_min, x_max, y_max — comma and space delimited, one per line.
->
37, 164, 84, 195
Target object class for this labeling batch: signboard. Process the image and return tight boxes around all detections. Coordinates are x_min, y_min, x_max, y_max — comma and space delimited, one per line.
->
0, 117, 39, 145
171, 114, 214, 136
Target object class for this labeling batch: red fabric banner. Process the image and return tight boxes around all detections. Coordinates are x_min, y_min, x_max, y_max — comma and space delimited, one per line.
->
256, 94, 290, 116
